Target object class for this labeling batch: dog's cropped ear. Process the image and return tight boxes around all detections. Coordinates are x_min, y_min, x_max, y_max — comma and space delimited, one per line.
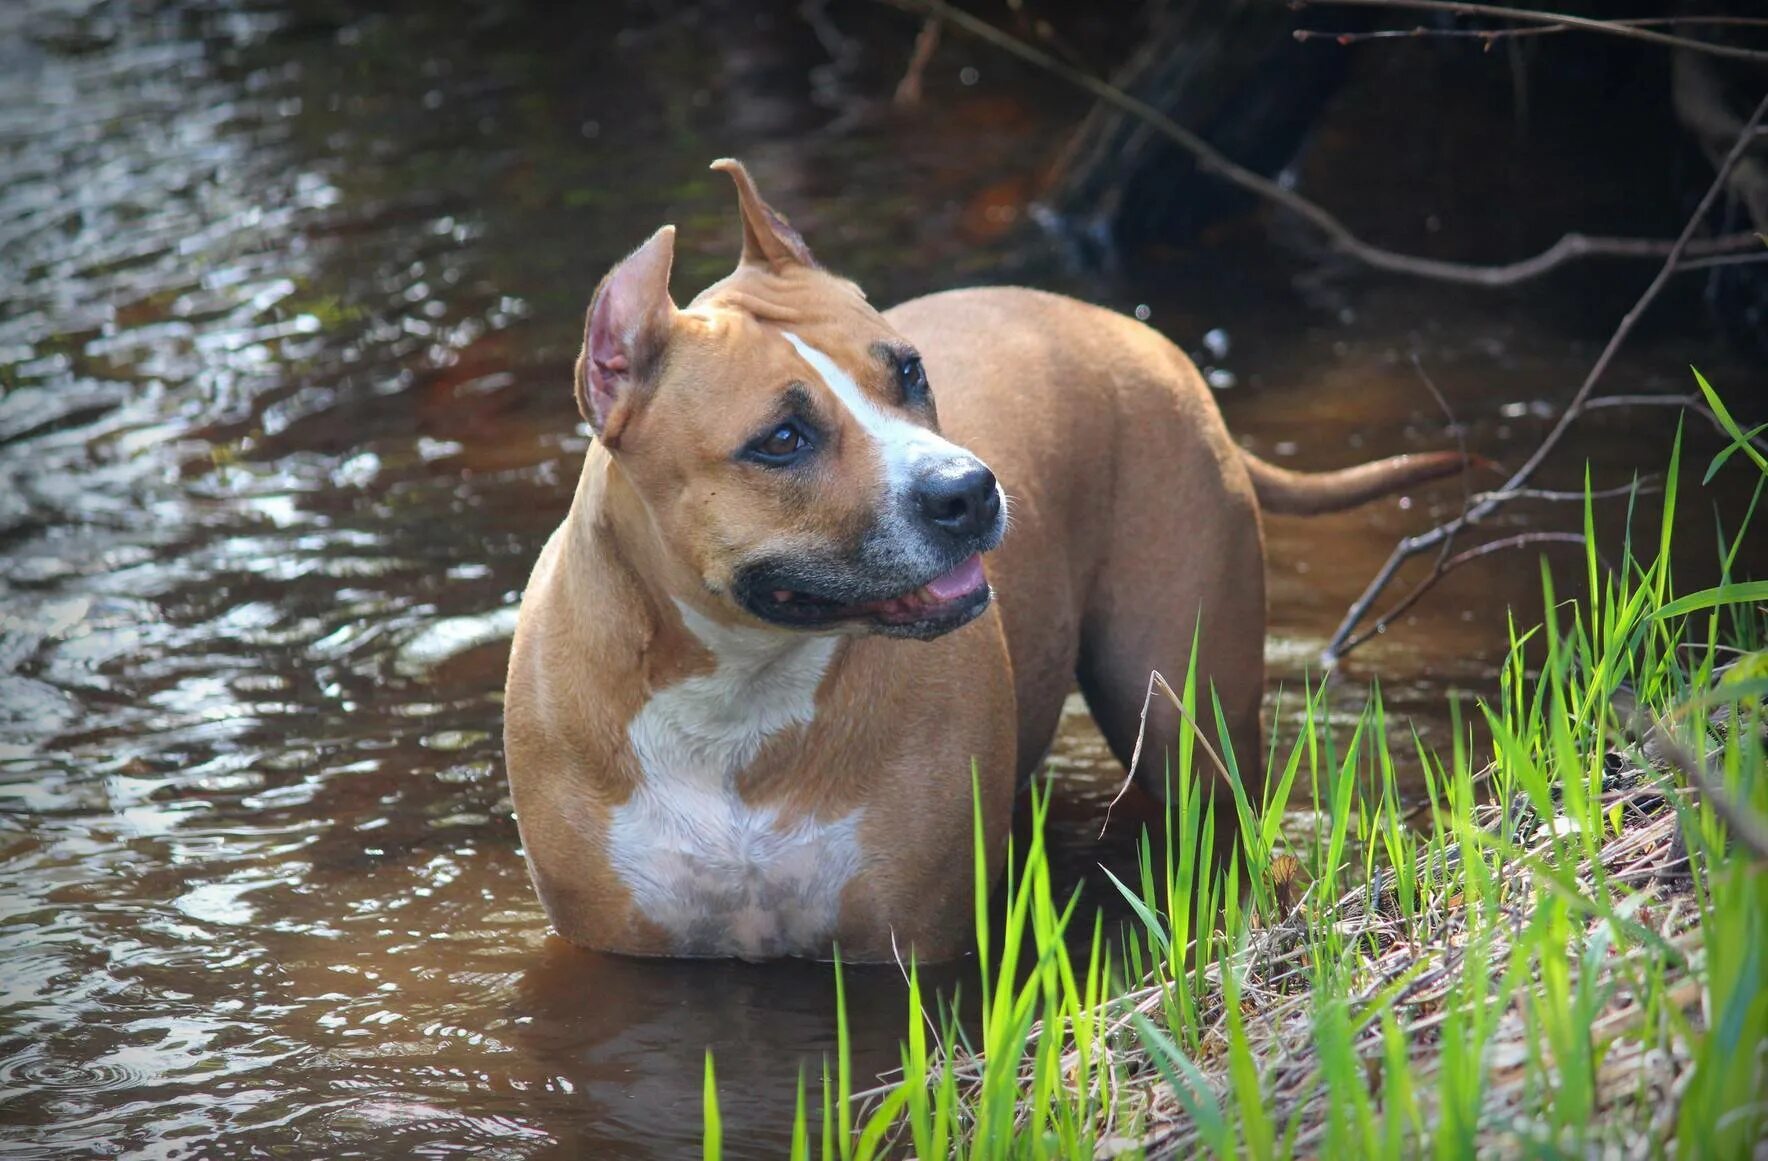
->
577, 226, 678, 448
710, 158, 815, 271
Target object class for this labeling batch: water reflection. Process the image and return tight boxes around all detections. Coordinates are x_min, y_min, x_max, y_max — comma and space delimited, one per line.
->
1, 0, 1759, 1155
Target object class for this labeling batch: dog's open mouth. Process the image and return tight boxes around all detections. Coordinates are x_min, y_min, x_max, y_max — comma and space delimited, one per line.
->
754, 554, 991, 636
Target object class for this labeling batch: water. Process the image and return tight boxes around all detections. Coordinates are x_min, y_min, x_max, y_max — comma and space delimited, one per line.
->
1, 1, 1760, 1156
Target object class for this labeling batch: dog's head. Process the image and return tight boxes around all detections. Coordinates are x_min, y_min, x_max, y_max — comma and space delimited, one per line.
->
574, 159, 1005, 640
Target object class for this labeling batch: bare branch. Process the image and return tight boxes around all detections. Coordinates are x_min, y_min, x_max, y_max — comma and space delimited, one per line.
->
1582, 395, 1768, 454
1646, 714, 1768, 863
1323, 90, 1768, 667
1408, 355, 1473, 588
1582, 394, 1704, 410
1675, 249, 1768, 273
1104, 668, 1231, 837
888, 0, 1763, 287
893, 17, 942, 108
1470, 479, 1660, 504
1294, 0, 1768, 65
1335, 532, 1589, 656
1295, 16, 1768, 51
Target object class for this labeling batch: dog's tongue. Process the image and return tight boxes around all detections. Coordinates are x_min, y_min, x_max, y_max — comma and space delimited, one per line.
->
922, 554, 985, 602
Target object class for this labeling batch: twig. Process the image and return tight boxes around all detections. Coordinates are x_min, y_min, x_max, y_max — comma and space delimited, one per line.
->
1582, 394, 1704, 410
1334, 532, 1589, 656
894, 17, 942, 108
1294, 0, 1768, 65
1581, 395, 1768, 454
887, 0, 1763, 287
1675, 249, 1768, 273
1470, 480, 1659, 504
1646, 714, 1768, 863
1323, 90, 1768, 667
1410, 354, 1472, 585
1294, 16, 1768, 51
1103, 668, 1231, 838
888, 929, 951, 1077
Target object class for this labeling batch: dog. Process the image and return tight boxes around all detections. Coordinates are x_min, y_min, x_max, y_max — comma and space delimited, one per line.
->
502, 159, 1467, 962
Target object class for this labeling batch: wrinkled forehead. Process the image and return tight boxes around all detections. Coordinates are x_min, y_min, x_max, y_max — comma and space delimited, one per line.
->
680, 270, 908, 397
653, 275, 962, 479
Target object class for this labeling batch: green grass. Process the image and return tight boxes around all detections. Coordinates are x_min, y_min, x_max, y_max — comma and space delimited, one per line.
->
705, 375, 1768, 1158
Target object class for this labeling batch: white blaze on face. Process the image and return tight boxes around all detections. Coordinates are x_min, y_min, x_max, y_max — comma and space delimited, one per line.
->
780, 331, 965, 494
606, 602, 862, 959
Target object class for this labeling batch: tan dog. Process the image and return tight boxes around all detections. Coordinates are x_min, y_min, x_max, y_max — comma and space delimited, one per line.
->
502, 159, 1465, 962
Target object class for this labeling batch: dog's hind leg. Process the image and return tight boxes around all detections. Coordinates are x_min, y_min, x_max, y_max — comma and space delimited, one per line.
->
1074, 448, 1268, 857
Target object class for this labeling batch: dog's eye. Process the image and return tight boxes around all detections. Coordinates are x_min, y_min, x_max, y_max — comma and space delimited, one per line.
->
897, 354, 929, 406
748, 420, 812, 466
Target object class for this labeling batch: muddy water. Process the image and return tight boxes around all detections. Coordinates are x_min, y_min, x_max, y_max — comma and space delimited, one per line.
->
1, 1, 1761, 1157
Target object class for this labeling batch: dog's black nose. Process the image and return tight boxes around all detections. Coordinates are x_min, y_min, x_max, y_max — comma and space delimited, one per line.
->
915, 460, 1000, 539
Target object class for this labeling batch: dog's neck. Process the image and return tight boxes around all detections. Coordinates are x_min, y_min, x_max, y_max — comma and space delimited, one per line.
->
570, 444, 847, 719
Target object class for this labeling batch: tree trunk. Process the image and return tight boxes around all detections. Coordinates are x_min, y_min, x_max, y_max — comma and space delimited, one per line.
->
1035, 0, 1368, 271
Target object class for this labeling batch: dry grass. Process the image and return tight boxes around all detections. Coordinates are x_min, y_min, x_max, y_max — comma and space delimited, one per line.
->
1104, 765, 1714, 1158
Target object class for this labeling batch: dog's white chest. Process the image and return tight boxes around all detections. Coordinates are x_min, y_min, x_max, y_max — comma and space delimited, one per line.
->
606, 609, 861, 959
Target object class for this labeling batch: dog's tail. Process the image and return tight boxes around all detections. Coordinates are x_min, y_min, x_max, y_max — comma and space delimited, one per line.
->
1240, 449, 1488, 516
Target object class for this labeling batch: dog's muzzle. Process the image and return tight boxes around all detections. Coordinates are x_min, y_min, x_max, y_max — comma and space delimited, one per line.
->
733, 457, 1007, 640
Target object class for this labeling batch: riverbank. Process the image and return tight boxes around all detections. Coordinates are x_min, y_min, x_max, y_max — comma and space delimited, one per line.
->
717, 431, 1768, 1158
